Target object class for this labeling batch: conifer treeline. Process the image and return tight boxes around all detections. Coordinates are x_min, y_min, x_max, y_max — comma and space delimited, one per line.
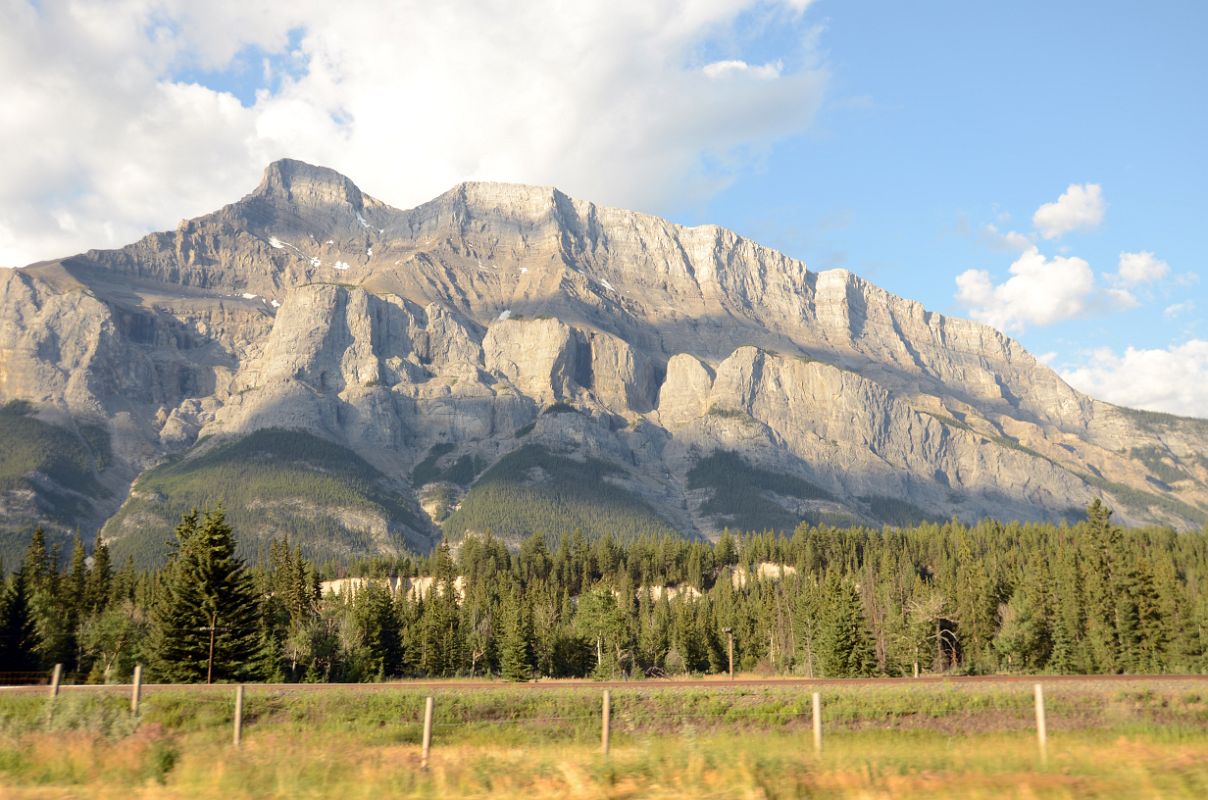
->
2, 500, 1206, 682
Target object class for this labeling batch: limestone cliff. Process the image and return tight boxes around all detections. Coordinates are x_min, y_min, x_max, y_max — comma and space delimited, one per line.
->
1, 159, 1204, 563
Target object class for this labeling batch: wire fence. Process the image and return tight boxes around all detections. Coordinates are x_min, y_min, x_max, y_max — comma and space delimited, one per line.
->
11, 663, 1208, 767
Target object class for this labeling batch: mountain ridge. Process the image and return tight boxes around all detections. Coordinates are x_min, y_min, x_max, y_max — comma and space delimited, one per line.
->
1, 159, 1204, 565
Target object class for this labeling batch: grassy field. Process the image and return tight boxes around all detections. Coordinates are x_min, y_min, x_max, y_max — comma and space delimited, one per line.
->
2, 678, 1207, 798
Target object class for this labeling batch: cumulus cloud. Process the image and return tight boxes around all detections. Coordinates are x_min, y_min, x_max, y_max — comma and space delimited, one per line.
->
954, 247, 1096, 331
0, 0, 827, 266
980, 223, 1032, 251
1032, 183, 1105, 240
1114, 250, 1170, 285
1060, 340, 1208, 418
1104, 287, 1140, 310
703, 59, 783, 80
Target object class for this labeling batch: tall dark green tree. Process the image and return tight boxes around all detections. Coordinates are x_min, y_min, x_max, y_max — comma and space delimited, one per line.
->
498, 587, 532, 681
817, 574, 876, 677
1082, 499, 1122, 671
0, 567, 40, 671
358, 581, 403, 677
149, 508, 264, 683
85, 531, 113, 613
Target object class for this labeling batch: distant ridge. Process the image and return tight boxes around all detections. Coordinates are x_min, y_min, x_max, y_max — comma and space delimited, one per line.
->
0, 159, 1204, 565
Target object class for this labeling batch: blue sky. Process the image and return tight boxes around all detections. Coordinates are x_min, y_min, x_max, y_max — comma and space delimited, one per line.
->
693, 0, 1206, 367
0, 0, 1204, 415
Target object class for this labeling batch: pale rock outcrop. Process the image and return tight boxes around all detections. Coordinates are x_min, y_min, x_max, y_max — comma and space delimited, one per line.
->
657, 354, 715, 429
483, 317, 583, 404
587, 330, 655, 413
644, 584, 703, 602
731, 563, 799, 589
2, 157, 1205, 554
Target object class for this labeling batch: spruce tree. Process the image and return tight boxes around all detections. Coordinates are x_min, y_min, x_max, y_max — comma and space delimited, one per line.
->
498, 587, 532, 681
358, 581, 402, 677
817, 574, 876, 677
21, 528, 50, 592
0, 567, 40, 671
1083, 499, 1122, 671
149, 508, 264, 683
63, 537, 87, 671
86, 532, 112, 613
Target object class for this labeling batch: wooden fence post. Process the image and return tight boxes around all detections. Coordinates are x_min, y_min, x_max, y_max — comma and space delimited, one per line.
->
233, 685, 244, 748
1034, 683, 1047, 765
130, 665, 142, 715
421, 696, 434, 769
601, 689, 611, 756
49, 664, 62, 700
812, 692, 822, 754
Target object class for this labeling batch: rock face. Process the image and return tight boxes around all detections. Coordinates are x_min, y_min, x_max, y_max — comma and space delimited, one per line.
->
1, 159, 1205, 563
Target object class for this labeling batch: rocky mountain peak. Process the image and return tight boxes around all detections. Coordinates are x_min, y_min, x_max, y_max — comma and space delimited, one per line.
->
252, 158, 368, 210
1, 160, 1206, 568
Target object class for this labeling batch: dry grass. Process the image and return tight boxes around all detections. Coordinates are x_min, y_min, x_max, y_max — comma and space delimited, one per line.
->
3, 728, 1208, 799
2, 679, 1208, 798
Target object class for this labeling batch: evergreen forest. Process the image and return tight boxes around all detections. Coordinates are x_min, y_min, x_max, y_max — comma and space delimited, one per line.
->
2, 500, 1207, 683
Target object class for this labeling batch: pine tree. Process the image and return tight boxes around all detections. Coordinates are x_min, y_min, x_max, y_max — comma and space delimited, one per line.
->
993, 587, 1048, 670
1083, 499, 1122, 671
716, 530, 738, 568
0, 567, 40, 671
817, 575, 876, 677
498, 587, 531, 681
21, 528, 50, 592
358, 581, 402, 677
85, 532, 112, 614
63, 537, 88, 671
149, 508, 264, 683
575, 585, 626, 677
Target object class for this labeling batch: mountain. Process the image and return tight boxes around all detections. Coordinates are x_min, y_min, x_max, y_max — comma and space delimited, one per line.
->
2, 159, 1205, 566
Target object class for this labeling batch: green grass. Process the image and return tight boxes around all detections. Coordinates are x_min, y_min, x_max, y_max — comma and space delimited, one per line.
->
443, 445, 678, 542
2, 680, 1207, 798
687, 450, 832, 532
103, 428, 430, 567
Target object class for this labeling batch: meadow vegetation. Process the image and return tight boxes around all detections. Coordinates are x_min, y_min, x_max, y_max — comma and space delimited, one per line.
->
1, 680, 1207, 798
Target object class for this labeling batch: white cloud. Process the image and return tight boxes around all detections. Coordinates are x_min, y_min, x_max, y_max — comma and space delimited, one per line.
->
0, 0, 827, 266
1164, 301, 1195, 319
1114, 250, 1169, 285
954, 247, 1095, 331
1032, 183, 1105, 240
1060, 340, 1208, 418
1104, 287, 1139, 309
980, 223, 1032, 251
703, 59, 783, 80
